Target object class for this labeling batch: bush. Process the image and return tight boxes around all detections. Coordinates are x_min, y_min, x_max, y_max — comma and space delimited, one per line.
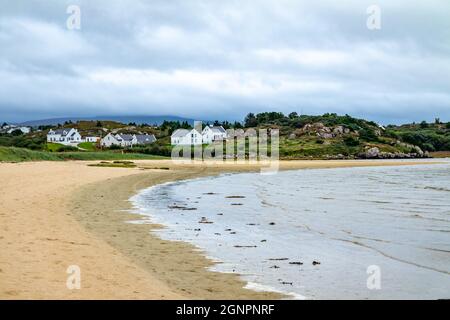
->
343, 136, 360, 147
422, 143, 435, 152
107, 144, 123, 150
359, 129, 379, 142
0, 135, 46, 150
127, 144, 172, 157
420, 121, 428, 129
315, 139, 324, 144
57, 145, 79, 152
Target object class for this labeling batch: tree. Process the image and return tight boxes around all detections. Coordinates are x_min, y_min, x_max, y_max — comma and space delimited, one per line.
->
244, 113, 257, 127
446, 122, 450, 129
222, 121, 231, 129
435, 118, 441, 125
96, 121, 103, 127
420, 121, 428, 129
288, 112, 298, 119
181, 121, 190, 129
233, 121, 243, 129
10, 129, 23, 136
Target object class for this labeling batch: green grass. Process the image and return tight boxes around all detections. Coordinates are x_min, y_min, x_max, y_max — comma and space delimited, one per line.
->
45, 142, 78, 152
0, 146, 62, 161
0, 146, 169, 162
58, 152, 167, 161
46, 143, 66, 152
78, 142, 96, 151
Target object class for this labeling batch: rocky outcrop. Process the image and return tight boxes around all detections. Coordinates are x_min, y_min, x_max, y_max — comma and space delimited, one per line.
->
365, 147, 380, 158
297, 123, 351, 139
358, 146, 430, 159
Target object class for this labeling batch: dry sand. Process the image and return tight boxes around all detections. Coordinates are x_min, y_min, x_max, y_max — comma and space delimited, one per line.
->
0, 159, 436, 299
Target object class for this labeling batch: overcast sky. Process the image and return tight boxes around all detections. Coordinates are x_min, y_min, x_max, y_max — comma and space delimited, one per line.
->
0, 0, 449, 124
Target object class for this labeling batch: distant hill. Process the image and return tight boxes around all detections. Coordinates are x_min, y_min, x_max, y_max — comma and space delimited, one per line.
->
18, 115, 197, 126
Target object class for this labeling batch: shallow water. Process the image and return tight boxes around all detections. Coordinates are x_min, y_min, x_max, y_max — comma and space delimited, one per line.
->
130, 161, 450, 299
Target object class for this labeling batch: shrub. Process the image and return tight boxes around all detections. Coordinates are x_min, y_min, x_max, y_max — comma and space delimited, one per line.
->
359, 129, 379, 142
315, 139, 324, 144
107, 144, 123, 150
58, 145, 79, 152
343, 136, 360, 147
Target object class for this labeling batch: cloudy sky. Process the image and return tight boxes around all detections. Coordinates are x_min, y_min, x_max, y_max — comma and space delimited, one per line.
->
0, 0, 449, 124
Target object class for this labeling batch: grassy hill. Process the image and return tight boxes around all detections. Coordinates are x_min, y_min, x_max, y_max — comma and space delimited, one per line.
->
1, 113, 449, 162
242, 112, 434, 159
385, 122, 450, 152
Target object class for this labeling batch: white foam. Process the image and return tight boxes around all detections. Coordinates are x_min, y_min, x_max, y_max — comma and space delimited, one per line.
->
244, 282, 307, 300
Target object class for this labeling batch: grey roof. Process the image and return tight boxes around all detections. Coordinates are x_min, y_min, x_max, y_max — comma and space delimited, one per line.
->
117, 134, 134, 141
210, 126, 226, 133
171, 129, 190, 138
135, 134, 156, 144
49, 128, 74, 136
50, 129, 66, 135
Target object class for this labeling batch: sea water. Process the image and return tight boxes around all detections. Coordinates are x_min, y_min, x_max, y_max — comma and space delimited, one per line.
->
130, 161, 450, 299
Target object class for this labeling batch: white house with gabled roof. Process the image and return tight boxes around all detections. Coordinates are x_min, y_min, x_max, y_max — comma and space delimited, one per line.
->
100, 133, 156, 147
170, 125, 227, 145
47, 128, 82, 145
202, 125, 227, 144
171, 128, 202, 145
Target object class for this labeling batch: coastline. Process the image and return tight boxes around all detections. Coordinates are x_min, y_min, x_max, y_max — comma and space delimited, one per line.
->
0, 159, 440, 299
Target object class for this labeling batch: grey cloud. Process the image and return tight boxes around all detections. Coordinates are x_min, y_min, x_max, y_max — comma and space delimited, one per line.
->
0, 0, 449, 123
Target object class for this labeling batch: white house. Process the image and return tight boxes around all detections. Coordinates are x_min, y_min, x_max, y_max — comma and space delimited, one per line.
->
171, 128, 202, 145
116, 134, 135, 147
100, 133, 121, 147
100, 133, 156, 148
202, 125, 227, 144
6, 126, 31, 134
47, 128, 82, 145
171, 126, 227, 145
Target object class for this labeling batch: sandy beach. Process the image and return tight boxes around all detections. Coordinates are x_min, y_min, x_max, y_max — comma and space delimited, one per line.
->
0, 159, 437, 299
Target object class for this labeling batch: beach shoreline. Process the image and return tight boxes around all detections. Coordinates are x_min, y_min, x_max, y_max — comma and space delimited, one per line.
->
0, 159, 440, 299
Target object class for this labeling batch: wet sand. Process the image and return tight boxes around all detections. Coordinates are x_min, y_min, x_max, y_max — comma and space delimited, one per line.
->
0, 159, 436, 299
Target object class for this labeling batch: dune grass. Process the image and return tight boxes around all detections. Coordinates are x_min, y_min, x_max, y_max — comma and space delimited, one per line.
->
0, 146, 62, 162
88, 161, 137, 168
0, 146, 168, 162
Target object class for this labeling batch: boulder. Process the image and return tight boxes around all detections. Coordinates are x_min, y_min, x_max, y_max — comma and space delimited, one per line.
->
413, 145, 424, 156
317, 132, 333, 139
365, 147, 380, 158
313, 122, 325, 129
333, 126, 344, 135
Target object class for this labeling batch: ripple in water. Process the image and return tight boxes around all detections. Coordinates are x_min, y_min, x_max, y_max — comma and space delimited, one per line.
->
130, 162, 450, 299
